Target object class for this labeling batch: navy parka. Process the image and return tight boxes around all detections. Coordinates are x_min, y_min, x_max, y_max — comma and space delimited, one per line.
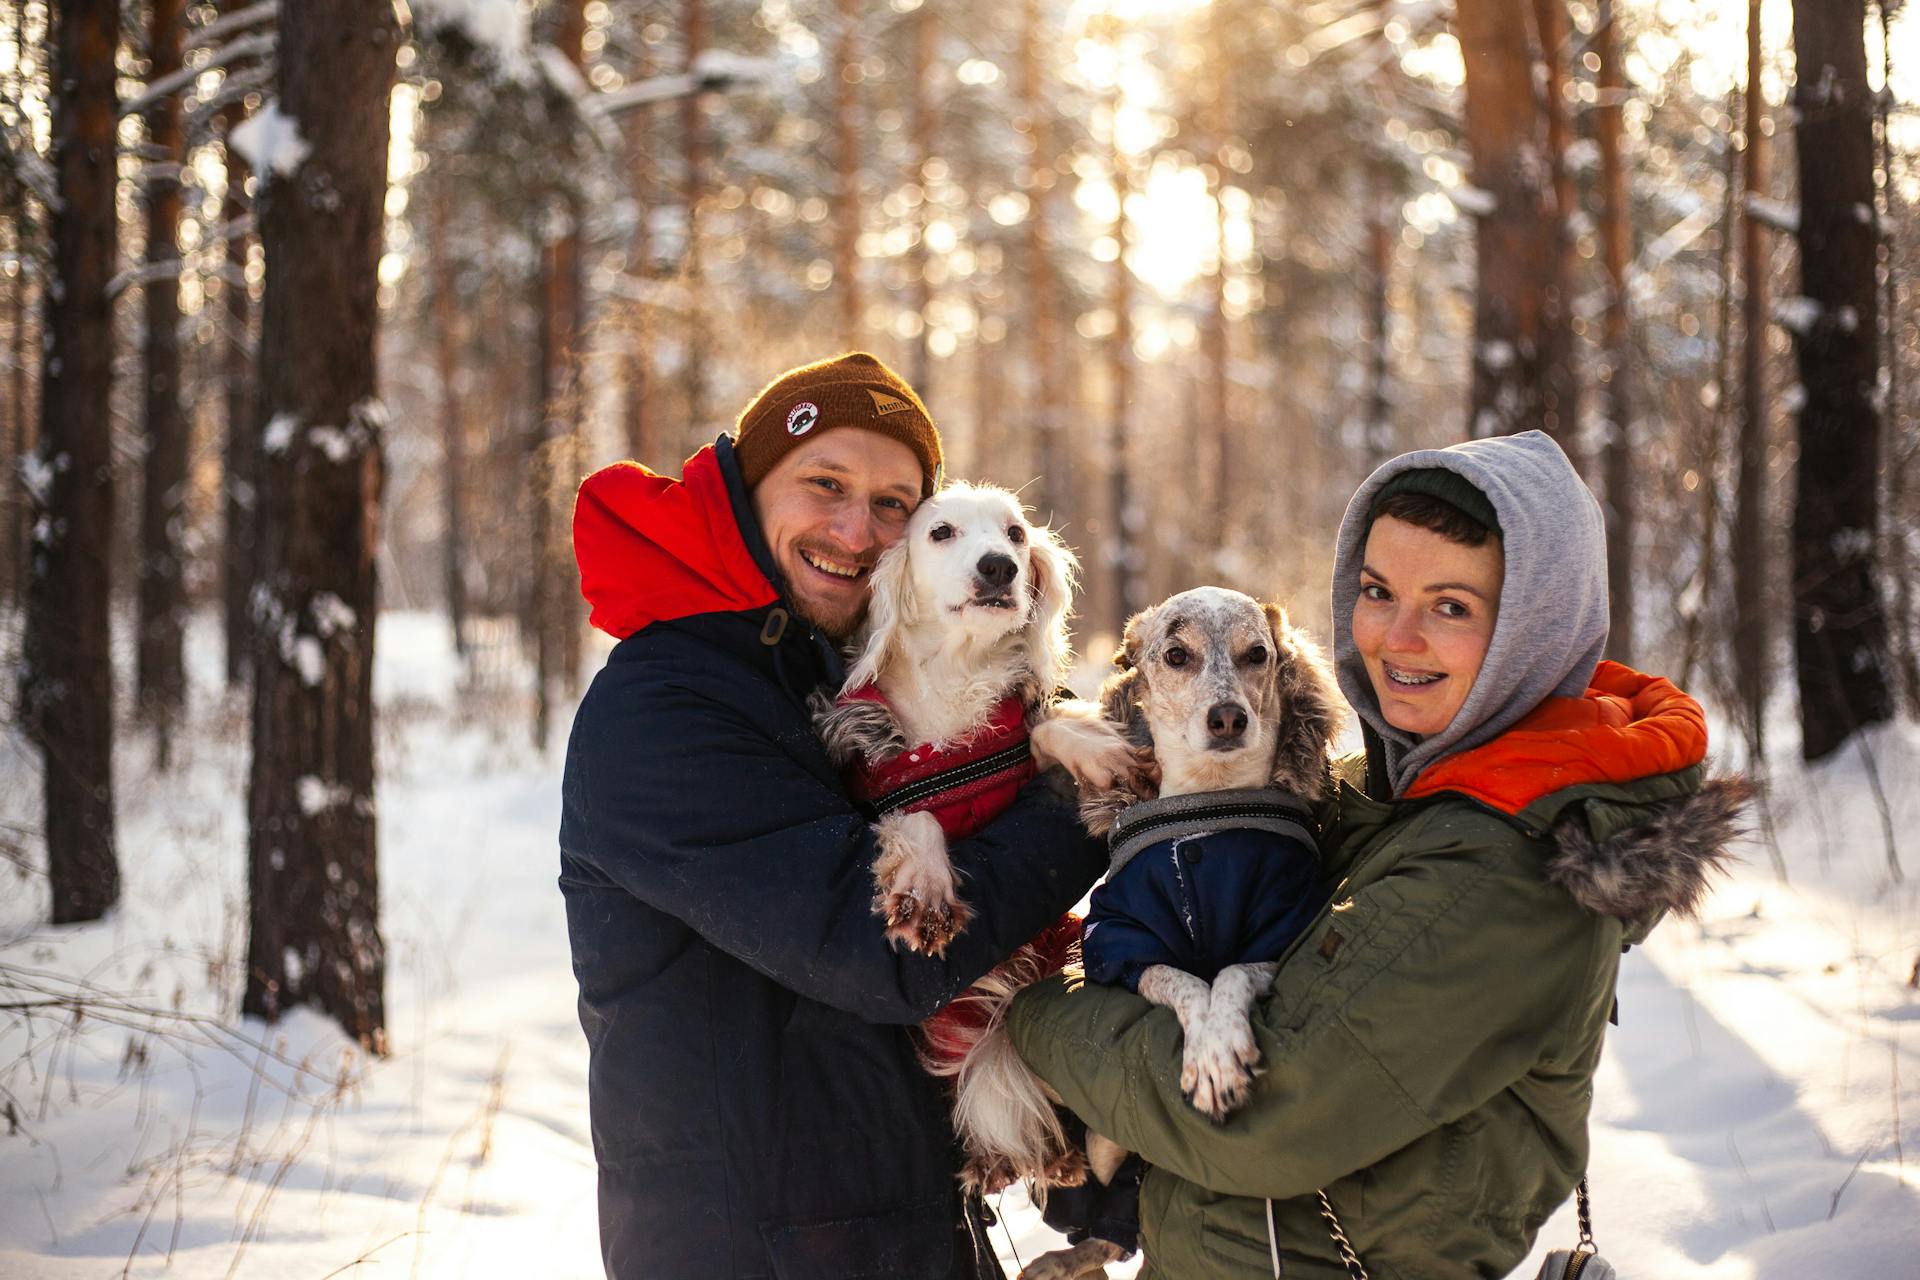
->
560, 437, 1106, 1279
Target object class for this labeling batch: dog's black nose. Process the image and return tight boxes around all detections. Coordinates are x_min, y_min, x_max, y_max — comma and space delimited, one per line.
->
1207, 703, 1248, 740
977, 553, 1018, 589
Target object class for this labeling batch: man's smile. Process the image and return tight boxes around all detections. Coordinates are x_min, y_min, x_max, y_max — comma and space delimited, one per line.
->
799, 548, 870, 582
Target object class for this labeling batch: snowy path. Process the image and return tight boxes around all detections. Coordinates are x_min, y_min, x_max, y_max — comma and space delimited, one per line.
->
2, 614, 1915, 1277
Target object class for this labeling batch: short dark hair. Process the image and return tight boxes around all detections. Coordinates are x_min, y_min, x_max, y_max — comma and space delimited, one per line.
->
1372, 492, 1499, 548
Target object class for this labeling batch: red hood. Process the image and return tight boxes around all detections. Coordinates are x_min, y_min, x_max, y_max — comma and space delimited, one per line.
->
572, 445, 778, 639
1403, 661, 1709, 815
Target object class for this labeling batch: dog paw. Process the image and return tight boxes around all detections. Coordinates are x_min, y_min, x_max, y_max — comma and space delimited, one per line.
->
1179, 1014, 1262, 1122
1020, 1238, 1130, 1280
1039, 1144, 1089, 1189
961, 1151, 1021, 1197
871, 810, 970, 956
878, 889, 973, 957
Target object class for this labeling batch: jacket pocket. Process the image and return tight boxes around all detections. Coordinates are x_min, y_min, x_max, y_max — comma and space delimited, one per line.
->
761, 1196, 954, 1280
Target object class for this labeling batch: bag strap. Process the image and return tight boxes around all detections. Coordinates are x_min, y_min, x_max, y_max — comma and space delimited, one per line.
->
1307, 1175, 1594, 1280
1313, 1190, 1370, 1280
1576, 1177, 1597, 1253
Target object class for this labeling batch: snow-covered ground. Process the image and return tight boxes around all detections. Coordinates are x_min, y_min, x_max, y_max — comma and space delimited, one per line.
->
2, 613, 1916, 1277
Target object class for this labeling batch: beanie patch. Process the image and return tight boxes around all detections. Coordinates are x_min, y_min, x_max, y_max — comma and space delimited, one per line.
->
868, 388, 912, 416
785, 402, 820, 436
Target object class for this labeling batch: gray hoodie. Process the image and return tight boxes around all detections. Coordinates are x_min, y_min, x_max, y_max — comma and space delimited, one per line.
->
1330, 430, 1609, 797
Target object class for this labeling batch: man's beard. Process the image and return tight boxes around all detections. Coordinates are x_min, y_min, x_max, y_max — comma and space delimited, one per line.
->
787, 584, 867, 641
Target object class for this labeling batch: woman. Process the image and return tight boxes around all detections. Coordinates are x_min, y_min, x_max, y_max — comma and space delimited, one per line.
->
1006, 431, 1748, 1278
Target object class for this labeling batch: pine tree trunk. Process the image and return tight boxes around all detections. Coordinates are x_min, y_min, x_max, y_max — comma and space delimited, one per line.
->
1021, 0, 1061, 515
530, 0, 585, 748
1365, 165, 1394, 472
832, 0, 860, 347
1733, 0, 1771, 756
1597, 0, 1635, 662
1455, 0, 1558, 440
681, 0, 708, 448
907, 2, 934, 394
137, 0, 188, 747
427, 136, 468, 661
2, 176, 27, 605
25, 0, 120, 924
1788, 0, 1895, 762
1108, 117, 1141, 633
622, 109, 652, 464
1530, 0, 1580, 459
221, 0, 258, 688
241, 0, 397, 1046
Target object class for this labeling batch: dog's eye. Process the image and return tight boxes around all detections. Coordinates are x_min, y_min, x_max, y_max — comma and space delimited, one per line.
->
929, 523, 955, 542
1164, 646, 1189, 668
1007, 525, 1026, 544
1244, 645, 1269, 665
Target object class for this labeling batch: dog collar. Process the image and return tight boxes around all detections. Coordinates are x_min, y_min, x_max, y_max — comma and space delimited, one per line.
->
1106, 787, 1319, 877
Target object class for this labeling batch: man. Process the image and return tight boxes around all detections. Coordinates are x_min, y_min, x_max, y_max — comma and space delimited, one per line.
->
562, 352, 1107, 1279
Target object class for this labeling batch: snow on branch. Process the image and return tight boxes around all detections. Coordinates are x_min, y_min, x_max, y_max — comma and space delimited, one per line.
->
105, 257, 189, 301
228, 102, 311, 181
1, 123, 60, 211
595, 52, 777, 118
412, 0, 533, 77
189, 63, 275, 123
187, 0, 277, 53
1743, 192, 1800, 234
119, 30, 277, 118
1446, 184, 1497, 217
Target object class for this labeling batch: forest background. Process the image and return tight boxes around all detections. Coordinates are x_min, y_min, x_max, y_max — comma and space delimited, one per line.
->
1, 0, 1918, 1275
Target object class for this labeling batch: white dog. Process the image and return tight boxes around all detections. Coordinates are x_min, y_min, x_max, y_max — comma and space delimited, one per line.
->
811, 483, 1143, 1208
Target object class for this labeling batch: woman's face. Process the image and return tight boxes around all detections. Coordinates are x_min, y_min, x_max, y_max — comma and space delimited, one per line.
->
1351, 516, 1504, 738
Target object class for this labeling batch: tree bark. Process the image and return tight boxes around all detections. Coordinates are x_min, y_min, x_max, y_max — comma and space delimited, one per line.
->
427, 129, 468, 661
1788, 0, 1895, 762
137, 0, 189, 746
621, 108, 652, 464
1597, 0, 1635, 662
1021, 0, 1061, 514
221, 0, 259, 687
1201, 4, 1232, 559
907, 1, 934, 393
832, 0, 860, 347
1733, 0, 1771, 755
1108, 110, 1141, 634
1530, 0, 1579, 458
536, 0, 586, 747
1455, 0, 1560, 442
1365, 165, 1395, 473
681, 0, 708, 448
242, 0, 397, 1046
3, 170, 28, 606
25, 0, 120, 923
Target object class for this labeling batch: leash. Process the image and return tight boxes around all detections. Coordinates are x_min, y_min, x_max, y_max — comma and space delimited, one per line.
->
993, 1190, 1024, 1274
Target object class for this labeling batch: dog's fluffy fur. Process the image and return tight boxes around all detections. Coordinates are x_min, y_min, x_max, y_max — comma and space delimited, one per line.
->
813, 482, 1114, 955
1081, 590, 1339, 838
1082, 588, 1341, 1121
916, 588, 1342, 1280
813, 485, 1151, 1275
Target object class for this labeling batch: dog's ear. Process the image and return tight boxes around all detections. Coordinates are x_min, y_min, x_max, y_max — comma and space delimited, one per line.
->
844, 539, 917, 692
1098, 608, 1153, 750
1019, 521, 1079, 702
1262, 601, 1340, 801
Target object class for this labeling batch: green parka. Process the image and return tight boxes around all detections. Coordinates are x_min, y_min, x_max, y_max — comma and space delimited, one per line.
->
1006, 668, 1747, 1279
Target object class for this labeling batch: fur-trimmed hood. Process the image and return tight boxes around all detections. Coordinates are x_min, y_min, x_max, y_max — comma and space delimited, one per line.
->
1545, 773, 1753, 940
